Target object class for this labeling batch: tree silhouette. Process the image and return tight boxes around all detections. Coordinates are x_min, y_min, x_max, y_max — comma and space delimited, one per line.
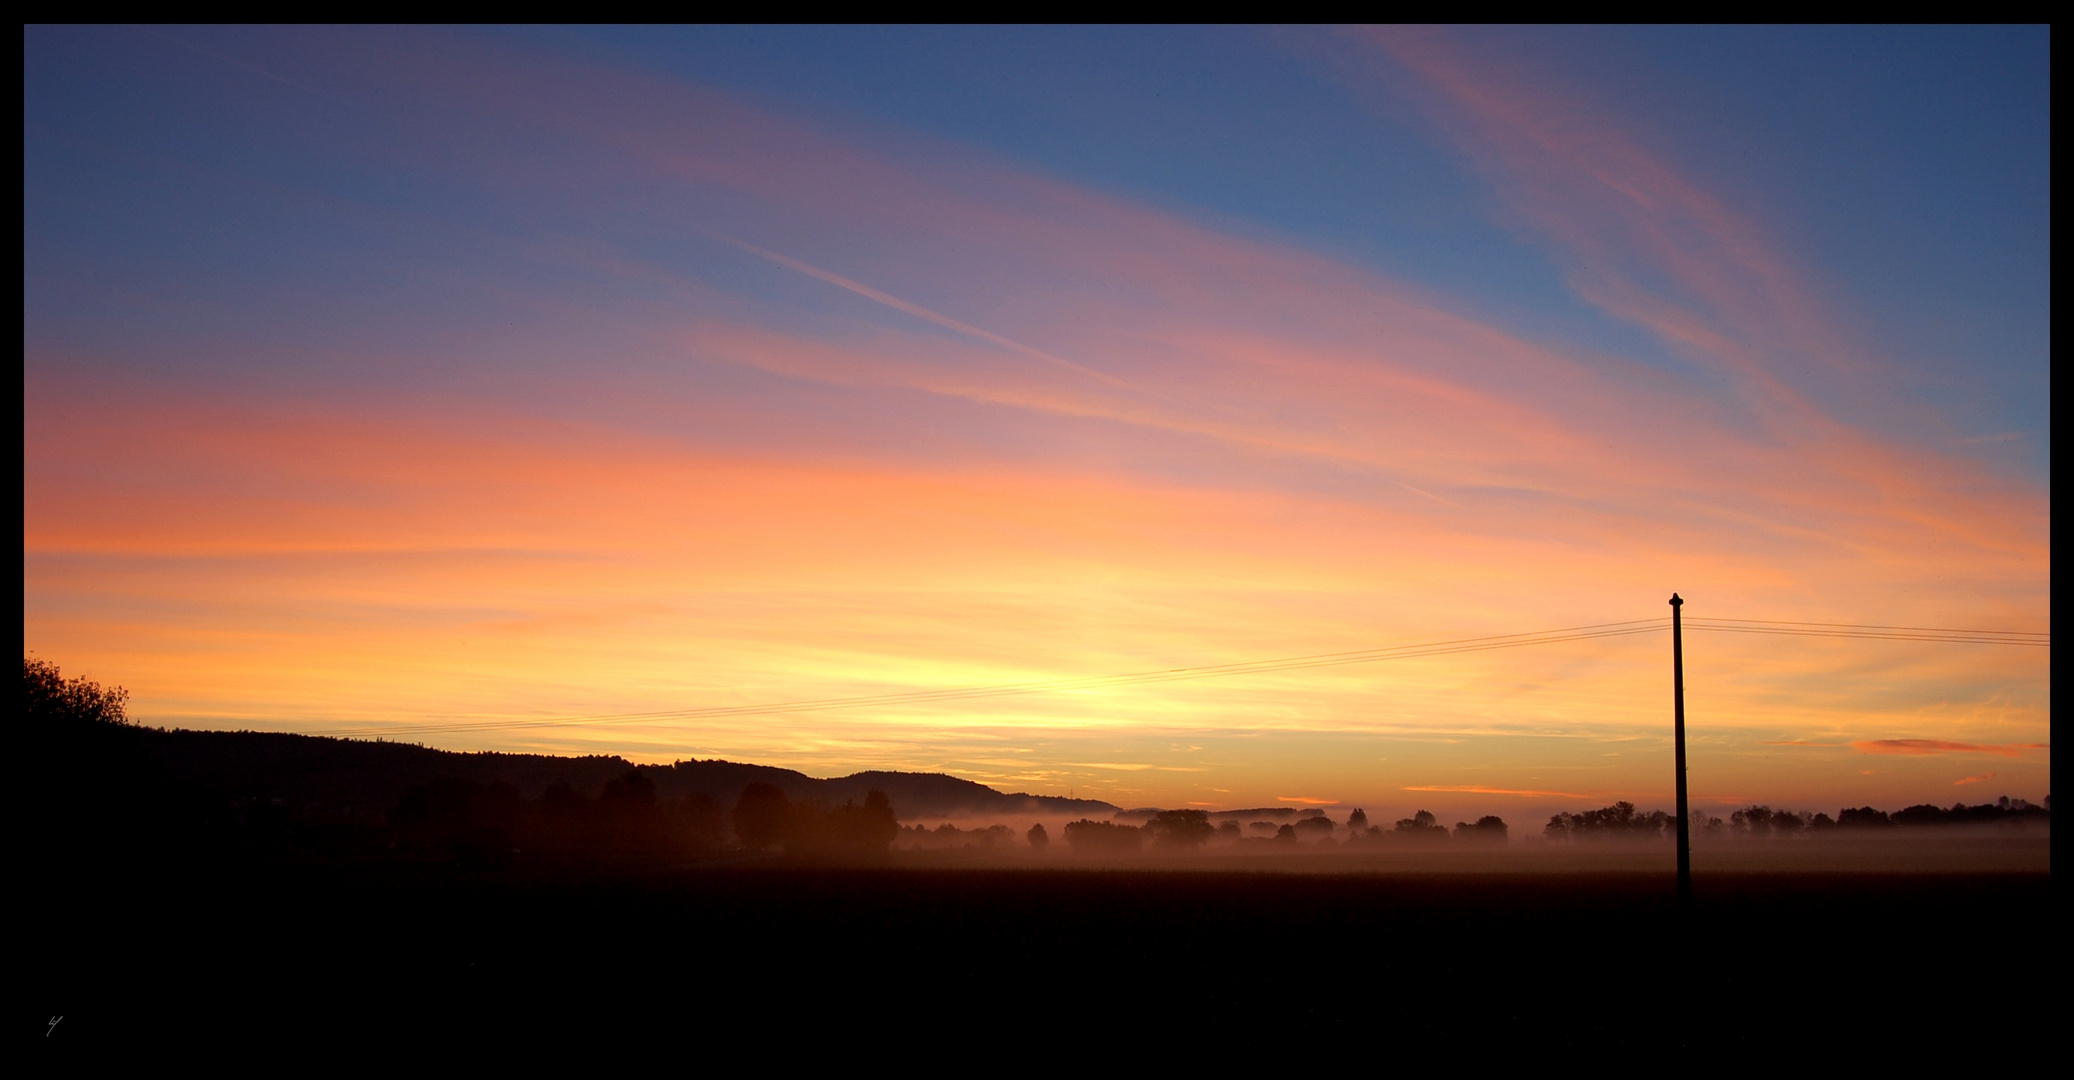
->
1026, 822, 1050, 850
1393, 810, 1448, 841
1147, 809, 1215, 850
1839, 806, 1893, 828
1453, 815, 1508, 843
25, 656, 130, 729
387, 777, 513, 867
598, 769, 663, 856
1547, 802, 1670, 840
1292, 815, 1336, 841
822, 790, 899, 854
732, 782, 791, 851
860, 789, 899, 848
1731, 806, 1775, 836
601, 770, 656, 810
676, 793, 726, 851
1063, 819, 1142, 852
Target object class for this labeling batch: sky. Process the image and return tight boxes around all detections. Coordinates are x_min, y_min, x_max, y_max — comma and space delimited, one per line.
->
23, 26, 2050, 820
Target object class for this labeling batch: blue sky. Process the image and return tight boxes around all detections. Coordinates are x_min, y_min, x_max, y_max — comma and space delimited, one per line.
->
492, 24, 2049, 476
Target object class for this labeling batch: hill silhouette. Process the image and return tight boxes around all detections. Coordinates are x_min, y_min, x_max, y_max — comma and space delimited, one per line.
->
88, 725, 1117, 824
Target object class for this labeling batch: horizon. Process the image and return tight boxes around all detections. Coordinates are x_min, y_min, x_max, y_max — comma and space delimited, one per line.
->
56, 691, 2048, 829
24, 27, 2050, 813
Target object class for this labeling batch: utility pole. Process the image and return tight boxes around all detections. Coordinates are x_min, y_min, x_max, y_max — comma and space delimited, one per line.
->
1671, 593, 1691, 905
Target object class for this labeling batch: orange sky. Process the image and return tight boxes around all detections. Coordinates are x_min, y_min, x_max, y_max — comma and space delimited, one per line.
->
24, 29, 2048, 819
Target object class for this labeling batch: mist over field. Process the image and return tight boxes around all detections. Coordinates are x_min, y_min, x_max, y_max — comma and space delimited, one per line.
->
888, 806, 2047, 874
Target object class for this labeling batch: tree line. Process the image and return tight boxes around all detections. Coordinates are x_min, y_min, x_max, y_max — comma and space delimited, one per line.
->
1542, 798, 2050, 840
26, 657, 899, 866
1047, 808, 1512, 852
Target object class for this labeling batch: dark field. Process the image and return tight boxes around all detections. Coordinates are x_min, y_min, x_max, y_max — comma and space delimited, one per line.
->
24, 676, 2050, 1056
35, 861, 2048, 1057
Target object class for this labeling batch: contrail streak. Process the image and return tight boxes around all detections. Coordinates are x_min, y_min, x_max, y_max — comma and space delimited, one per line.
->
720, 235, 1136, 390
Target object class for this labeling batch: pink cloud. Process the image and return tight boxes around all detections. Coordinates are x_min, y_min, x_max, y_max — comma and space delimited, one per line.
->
1337, 30, 2056, 581
1352, 27, 1854, 410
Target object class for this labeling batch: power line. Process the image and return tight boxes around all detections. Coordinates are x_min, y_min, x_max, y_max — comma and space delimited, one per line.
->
1687, 616, 2046, 637
1683, 617, 2047, 646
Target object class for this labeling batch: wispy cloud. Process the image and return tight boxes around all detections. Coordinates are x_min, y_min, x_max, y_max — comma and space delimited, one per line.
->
1953, 773, 1996, 786
717, 235, 1136, 391
1353, 27, 1850, 416
1402, 785, 1604, 800
1852, 740, 2044, 758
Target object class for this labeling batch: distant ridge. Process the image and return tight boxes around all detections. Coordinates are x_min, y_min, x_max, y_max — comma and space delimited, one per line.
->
640, 759, 1118, 818
130, 727, 1118, 821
